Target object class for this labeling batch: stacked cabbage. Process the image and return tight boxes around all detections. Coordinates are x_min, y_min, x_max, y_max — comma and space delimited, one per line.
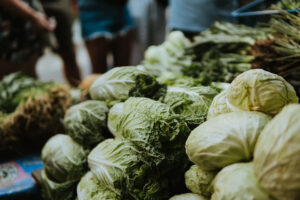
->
182, 69, 299, 200
40, 67, 197, 200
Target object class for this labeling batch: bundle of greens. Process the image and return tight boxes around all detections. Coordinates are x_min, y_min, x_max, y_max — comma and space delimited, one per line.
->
142, 22, 270, 87
182, 22, 270, 84
251, 10, 300, 95
0, 72, 72, 155
274, 0, 300, 9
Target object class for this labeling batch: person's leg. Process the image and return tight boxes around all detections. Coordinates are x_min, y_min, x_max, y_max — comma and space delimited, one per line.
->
111, 29, 134, 67
42, 0, 81, 86
85, 37, 109, 73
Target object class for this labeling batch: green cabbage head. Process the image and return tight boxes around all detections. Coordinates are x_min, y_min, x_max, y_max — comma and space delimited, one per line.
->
211, 163, 272, 200
64, 100, 109, 147
41, 169, 77, 200
207, 91, 232, 119
161, 87, 214, 128
254, 104, 300, 200
89, 67, 166, 105
169, 193, 207, 200
77, 171, 120, 200
227, 69, 298, 116
186, 111, 271, 170
185, 165, 217, 197
107, 97, 190, 170
41, 134, 88, 183
88, 138, 169, 200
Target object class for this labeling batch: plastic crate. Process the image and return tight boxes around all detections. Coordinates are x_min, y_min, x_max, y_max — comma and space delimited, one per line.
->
232, 0, 299, 26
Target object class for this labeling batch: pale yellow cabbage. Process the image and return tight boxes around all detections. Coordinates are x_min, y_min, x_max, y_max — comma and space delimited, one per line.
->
207, 91, 232, 119
185, 165, 217, 197
186, 111, 271, 170
211, 163, 272, 200
227, 69, 298, 116
254, 104, 300, 200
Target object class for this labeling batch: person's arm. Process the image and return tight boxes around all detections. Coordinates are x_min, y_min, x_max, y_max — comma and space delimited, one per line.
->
0, 0, 55, 31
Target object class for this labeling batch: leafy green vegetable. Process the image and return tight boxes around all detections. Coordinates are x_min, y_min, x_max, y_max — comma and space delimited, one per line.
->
88, 138, 169, 200
77, 171, 120, 200
169, 193, 207, 200
0, 72, 47, 113
41, 169, 77, 200
186, 111, 271, 171
89, 67, 166, 106
64, 100, 110, 147
274, 0, 300, 9
42, 134, 88, 183
227, 69, 299, 116
254, 104, 300, 200
211, 163, 272, 200
185, 165, 217, 197
107, 97, 191, 198
108, 97, 190, 169
0, 72, 71, 155
160, 86, 216, 128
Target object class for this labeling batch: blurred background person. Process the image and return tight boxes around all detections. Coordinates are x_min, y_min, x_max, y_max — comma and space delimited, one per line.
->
0, 0, 55, 78
41, 0, 82, 86
78, 0, 134, 73
128, 0, 167, 65
168, 0, 238, 39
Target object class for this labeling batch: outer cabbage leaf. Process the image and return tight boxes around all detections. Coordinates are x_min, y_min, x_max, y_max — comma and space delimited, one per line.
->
41, 134, 88, 183
161, 87, 214, 128
185, 165, 217, 197
107, 102, 124, 138
107, 97, 190, 169
77, 171, 120, 200
186, 111, 271, 170
89, 67, 166, 104
211, 163, 272, 200
169, 193, 207, 200
254, 104, 300, 200
64, 100, 109, 147
227, 69, 298, 116
207, 91, 232, 119
88, 138, 169, 200
41, 169, 77, 200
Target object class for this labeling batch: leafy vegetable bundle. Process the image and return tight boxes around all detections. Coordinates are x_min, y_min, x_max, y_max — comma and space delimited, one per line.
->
0, 72, 71, 156
142, 22, 270, 87
251, 10, 300, 96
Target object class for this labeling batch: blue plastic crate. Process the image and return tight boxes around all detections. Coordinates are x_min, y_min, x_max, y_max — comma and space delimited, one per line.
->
232, 0, 299, 25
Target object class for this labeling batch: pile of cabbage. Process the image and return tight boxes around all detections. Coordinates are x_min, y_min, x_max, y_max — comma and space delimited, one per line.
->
39, 66, 300, 200
181, 69, 300, 200
40, 66, 221, 200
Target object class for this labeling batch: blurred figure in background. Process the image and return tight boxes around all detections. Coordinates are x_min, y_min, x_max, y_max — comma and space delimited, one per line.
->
41, 0, 82, 86
128, 0, 167, 65
168, 0, 238, 39
0, 0, 55, 78
78, 0, 134, 73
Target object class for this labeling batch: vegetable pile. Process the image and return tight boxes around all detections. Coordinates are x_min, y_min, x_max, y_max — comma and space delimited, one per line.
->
40, 67, 299, 200
39, 8, 300, 200
0, 72, 72, 156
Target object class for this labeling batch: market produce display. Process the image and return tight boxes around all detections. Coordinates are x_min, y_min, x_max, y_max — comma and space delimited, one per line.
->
0, 72, 72, 156
38, 8, 300, 200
